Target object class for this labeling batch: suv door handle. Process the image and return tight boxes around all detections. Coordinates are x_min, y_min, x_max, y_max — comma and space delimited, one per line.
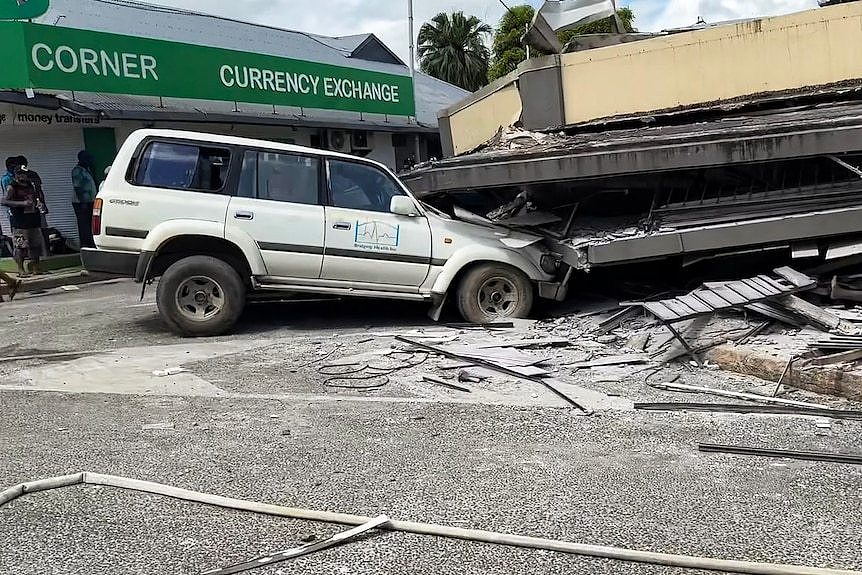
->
333, 222, 352, 231
234, 211, 254, 220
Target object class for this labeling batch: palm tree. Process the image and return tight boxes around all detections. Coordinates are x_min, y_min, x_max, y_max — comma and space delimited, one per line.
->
418, 11, 492, 92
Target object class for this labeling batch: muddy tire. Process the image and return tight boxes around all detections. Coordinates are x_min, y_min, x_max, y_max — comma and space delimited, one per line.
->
456, 263, 534, 324
156, 256, 245, 337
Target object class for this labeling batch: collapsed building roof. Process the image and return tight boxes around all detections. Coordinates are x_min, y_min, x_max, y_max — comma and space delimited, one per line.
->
402, 89, 862, 196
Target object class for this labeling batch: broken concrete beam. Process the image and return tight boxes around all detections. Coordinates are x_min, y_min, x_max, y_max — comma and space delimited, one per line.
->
706, 344, 862, 402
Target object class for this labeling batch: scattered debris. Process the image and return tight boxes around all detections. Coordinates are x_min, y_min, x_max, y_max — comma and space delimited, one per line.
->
626, 268, 816, 365
698, 443, 862, 466
395, 336, 591, 413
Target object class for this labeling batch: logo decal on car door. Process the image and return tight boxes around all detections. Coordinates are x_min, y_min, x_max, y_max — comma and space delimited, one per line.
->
355, 221, 400, 251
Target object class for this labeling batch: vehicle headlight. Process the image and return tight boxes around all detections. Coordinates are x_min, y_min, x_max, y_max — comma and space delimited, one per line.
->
540, 254, 560, 274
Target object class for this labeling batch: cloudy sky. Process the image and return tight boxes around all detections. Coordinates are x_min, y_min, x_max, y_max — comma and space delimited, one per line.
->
147, 0, 821, 62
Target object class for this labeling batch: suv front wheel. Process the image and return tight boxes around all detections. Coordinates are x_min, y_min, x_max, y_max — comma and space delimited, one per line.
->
456, 263, 534, 324
156, 256, 246, 337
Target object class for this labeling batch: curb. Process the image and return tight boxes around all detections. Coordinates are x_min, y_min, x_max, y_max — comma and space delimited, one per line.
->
4, 271, 118, 295
706, 344, 862, 402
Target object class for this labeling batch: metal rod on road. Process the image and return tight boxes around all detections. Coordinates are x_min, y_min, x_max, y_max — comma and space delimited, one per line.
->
634, 403, 862, 420
698, 444, 862, 466
394, 335, 591, 413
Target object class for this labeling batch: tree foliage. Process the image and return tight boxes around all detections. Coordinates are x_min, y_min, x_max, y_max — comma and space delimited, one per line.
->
559, 7, 636, 43
489, 5, 537, 82
489, 5, 637, 81
418, 11, 493, 92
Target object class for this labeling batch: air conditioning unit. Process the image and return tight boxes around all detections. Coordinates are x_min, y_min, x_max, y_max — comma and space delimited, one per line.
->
327, 130, 349, 152
351, 131, 372, 152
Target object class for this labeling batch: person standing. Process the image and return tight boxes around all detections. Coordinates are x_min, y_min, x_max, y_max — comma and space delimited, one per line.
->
2, 167, 43, 277
2, 157, 16, 229
72, 150, 97, 249
0, 163, 22, 297
16, 156, 48, 256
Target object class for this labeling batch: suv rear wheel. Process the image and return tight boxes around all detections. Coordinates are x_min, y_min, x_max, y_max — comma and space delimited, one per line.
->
156, 256, 246, 337
456, 263, 534, 324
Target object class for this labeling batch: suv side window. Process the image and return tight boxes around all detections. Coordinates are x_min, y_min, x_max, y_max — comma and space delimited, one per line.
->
134, 141, 231, 192
328, 159, 405, 213
238, 150, 320, 205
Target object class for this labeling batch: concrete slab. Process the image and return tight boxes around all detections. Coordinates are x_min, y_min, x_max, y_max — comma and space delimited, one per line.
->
0, 341, 272, 397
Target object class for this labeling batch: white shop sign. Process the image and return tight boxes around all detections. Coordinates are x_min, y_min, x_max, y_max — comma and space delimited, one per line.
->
0, 105, 102, 127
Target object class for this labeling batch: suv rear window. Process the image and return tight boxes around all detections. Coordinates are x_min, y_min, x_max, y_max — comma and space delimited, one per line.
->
133, 141, 231, 192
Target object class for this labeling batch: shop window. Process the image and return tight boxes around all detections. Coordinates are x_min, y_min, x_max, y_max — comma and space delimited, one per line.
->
328, 159, 405, 213
134, 141, 230, 192
238, 150, 320, 206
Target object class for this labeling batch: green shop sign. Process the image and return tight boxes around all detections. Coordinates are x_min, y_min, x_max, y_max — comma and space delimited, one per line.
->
0, 21, 416, 116
0, 0, 49, 20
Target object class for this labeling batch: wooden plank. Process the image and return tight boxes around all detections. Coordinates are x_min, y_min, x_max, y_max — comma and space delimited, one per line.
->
753, 276, 786, 295
676, 294, 713, 313
725, 281, 765, 301
709, 285, 749, 305
774, 266, 815, 289
569, 354, 649, 369
806, 349, 862, 367
742, 278, 776, 297
662, 299, 699, 319
769, 277, 797, 291
774, 295, 842, 331
744, 303, 805, 328
597, 306, 641, 335
758, 275, 794, 294
643, 301, 680, 322
653, 381, 828, 409
474, 338, 570, 350
692, 290, 734, 310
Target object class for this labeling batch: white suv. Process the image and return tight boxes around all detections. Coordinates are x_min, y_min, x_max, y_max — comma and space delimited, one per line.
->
82, 129, 567, 336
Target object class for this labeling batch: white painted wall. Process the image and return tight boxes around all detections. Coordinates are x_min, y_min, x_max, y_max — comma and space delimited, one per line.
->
365, 132, 396, 169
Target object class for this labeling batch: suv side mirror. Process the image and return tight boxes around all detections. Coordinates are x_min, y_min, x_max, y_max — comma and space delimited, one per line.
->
390, 195, 418, 217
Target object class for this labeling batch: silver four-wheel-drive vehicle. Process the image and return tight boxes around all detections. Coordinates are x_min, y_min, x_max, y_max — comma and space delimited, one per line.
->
82, 129, 569, 336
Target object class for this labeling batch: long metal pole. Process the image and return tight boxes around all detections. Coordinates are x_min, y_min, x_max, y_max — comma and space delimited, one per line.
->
4, 472, 861, 575
408, 0, 421, 164
408, 0, 415, 79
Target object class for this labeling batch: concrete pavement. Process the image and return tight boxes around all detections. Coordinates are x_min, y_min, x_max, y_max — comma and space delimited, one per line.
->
1, 280, 861, 574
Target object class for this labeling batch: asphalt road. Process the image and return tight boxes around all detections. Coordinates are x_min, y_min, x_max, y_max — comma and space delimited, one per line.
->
1, 280, 861, 575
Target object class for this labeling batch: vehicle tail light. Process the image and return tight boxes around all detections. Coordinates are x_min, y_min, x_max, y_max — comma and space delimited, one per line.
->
92, 198, 103, 237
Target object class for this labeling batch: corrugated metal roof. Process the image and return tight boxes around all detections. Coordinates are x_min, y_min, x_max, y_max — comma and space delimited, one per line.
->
307, 33, 375, 56
39, 0, 400, 73
35, 0, 469, 127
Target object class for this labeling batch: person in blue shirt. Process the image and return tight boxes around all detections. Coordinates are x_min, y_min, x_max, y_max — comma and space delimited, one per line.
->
72, 151, 97, 249
1, 156, 15, 191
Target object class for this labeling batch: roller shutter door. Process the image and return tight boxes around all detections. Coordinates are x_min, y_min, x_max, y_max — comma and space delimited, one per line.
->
0, 126, 84, 243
